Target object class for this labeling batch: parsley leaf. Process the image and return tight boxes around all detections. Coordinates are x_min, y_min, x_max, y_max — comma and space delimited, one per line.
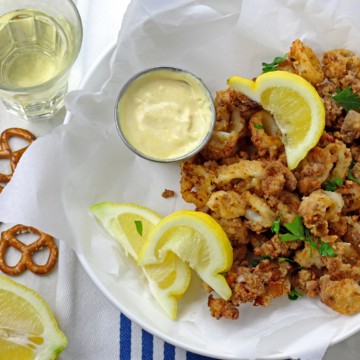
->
348, 171, 360, 184
271, 217, 281, 235
318, 241, 337, 257
271, 215, 305, 241
253, 122, 264, 130
288, 288, 303, 301
262, 54, 287, 73
278, 257, 297, 264
280, 233, 302, 242
347, 160, 360, 184
250, 255, 273, 267
325, 175, 343, 191
135, 220, 143, 236
331, 87, 360, 111
250, 258, 260, 267
250, 255, 296, 267
283, 215, 305, 240
274, 215, 337, 258
305, 228, 316, 257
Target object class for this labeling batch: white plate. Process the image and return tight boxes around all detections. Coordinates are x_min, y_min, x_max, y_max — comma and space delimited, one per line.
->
65, 44, 360, 360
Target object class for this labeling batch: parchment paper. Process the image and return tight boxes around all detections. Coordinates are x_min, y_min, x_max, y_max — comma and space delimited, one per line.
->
1, 0, 360, 359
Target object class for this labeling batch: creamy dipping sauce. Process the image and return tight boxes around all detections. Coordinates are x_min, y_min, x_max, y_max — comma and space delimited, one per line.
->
116, 68, 215, 161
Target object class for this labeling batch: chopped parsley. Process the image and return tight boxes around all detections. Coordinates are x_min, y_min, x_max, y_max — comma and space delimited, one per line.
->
280, 215, 305, 242
347, 160, 360, 184
135, 220, 143, 236
347, 170, 360, 184
250, 258, 261, 267
271, 215, 337, 257
262, 54, 287, 73
250, 255, 272, 267
278, 257, 297, 264
250, 254, 297, 267
318, 241, 337, 257
324, 175, 343, 191
288, 288, 303, 301
271, 217, 281, 235
331, 87, 360, 111
253, 122, 264, 130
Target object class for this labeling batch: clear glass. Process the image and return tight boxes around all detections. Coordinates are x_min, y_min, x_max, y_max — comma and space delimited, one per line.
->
0, 0, 83, 120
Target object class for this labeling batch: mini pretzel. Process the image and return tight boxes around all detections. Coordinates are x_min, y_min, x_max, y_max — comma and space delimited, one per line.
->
0, 225, 58, 275
0, 128, 36, 191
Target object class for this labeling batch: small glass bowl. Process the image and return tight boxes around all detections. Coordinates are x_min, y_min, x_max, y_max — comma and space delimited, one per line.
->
114, 67, 216, 163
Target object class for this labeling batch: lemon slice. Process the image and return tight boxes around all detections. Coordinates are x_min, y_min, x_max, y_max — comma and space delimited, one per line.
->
90, 202, 191, 319
138, 210, 233, 300
228, 71, 325, 169
0, 276, 67, 360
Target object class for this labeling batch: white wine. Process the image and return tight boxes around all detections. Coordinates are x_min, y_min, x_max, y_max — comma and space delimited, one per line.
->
0, 3, 82, 120
0, 9, 71, 88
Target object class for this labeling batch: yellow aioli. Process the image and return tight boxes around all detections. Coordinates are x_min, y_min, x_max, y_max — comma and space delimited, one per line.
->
117, 68, 214, 161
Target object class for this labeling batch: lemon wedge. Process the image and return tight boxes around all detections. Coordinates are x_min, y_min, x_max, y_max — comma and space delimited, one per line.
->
0, 276, 67, 360
90, 202, 191, 319
138, 210, 233, 300
228, 71, 325, 169
91, 202, 162, 259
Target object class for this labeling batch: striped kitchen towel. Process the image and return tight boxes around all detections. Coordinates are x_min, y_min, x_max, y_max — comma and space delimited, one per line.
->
55, 241, 216, 360
120, 313, 216, 360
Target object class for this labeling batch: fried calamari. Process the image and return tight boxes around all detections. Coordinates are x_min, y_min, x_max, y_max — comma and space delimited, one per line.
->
180, 40, 360, 318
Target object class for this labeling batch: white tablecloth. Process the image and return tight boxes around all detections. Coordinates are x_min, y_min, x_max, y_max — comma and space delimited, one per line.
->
0, 1, 359, 359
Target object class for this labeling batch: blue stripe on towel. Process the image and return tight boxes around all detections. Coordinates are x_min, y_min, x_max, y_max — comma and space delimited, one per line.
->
163, 342, 175, 359
120, 314, 132, 360
142, 329, 154, 359
119, 313, 216, 360
186, 352, 214, 360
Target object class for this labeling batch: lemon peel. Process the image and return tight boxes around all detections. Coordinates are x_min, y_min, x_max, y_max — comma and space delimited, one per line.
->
228, 71, 325, 169
138, 210, 233, 300
0, 276, 67, 360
